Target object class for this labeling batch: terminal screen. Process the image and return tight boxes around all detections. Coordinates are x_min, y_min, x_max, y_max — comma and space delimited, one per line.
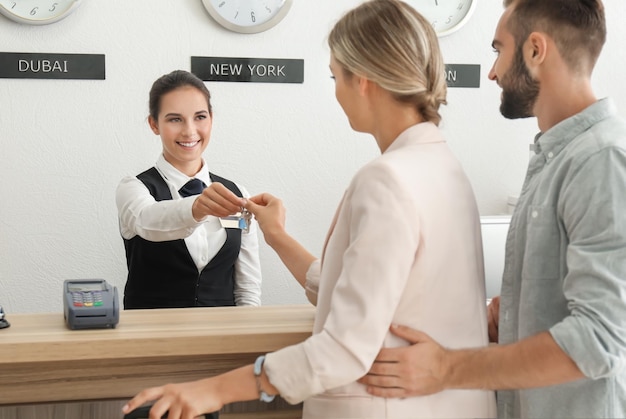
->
68, 282, 105, 292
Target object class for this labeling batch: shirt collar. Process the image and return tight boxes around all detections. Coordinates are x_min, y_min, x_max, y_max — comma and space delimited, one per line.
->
533, 97, 617, 158
155, 154, 211, 192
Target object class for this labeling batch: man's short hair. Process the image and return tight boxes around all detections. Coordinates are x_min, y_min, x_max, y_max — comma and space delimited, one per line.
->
504, 0, 606, 74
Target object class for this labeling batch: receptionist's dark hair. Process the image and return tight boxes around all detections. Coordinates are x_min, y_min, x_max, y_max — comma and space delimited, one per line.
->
148, 70, 212, 121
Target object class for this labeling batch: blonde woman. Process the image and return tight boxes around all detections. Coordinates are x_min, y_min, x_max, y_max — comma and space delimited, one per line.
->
123, 1, 496, 418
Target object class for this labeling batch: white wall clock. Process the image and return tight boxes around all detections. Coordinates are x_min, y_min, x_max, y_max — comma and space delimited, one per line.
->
201, 0, 293, 34
0, 0, 82, 25
411, 0, 476, 37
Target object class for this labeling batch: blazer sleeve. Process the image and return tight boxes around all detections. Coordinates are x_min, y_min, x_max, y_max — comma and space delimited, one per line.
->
304, 259, 321, 306
264, 163, 420, 403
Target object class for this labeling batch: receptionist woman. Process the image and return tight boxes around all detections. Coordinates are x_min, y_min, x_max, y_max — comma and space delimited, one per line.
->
123, 1, 495, 418
115, 70, 262, 310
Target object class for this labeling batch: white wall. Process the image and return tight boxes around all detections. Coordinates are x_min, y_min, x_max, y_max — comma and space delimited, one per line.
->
1, 0, 624, 314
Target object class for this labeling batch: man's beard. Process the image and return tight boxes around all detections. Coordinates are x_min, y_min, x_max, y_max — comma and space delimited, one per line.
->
499, 46, 540, 119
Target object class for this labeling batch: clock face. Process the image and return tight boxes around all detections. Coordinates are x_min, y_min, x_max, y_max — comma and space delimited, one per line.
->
201, 0, 293, 34
412, 0, 476, 37
0, 0, 82, 25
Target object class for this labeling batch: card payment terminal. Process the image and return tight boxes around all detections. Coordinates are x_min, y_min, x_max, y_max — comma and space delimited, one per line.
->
63, 279, 119, 330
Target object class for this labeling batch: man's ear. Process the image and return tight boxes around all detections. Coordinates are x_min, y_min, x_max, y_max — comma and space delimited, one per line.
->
525, 32, 548, 67
148, 116, 160, 135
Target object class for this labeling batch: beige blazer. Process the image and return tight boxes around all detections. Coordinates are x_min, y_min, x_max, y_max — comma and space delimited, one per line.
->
265, 123, 496, 418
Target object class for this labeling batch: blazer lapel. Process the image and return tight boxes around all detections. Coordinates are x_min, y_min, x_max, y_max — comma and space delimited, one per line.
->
321, 192, 346, 267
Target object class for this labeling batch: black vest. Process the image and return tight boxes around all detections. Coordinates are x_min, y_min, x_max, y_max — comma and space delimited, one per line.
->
123, 167, 242, 309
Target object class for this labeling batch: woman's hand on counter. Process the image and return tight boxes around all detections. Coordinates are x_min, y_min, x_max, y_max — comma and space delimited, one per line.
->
122, 377, 223, 419
123, 364, 265, 419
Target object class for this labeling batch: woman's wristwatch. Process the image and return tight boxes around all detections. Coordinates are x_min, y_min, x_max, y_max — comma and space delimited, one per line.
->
254, 355, 276, 403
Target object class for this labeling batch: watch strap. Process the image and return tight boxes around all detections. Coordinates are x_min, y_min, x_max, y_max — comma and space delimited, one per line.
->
253, 355, 275, 403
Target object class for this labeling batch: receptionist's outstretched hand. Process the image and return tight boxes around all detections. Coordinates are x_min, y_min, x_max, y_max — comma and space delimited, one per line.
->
192, 182, 246, 221
245, 193, 286, 246
122, 377, 221, 419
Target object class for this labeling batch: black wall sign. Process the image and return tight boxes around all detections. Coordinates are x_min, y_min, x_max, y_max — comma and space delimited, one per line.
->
192, 57, 304, 84
0, 52, 105, 80
445, 64, 480, 88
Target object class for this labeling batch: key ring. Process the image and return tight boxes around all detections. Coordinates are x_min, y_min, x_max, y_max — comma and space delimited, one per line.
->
239, 208, 252, 234
221, 209, 252, 233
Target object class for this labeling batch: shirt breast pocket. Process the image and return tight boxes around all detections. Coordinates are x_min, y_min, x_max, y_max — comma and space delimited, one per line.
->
522, 205, 562, 280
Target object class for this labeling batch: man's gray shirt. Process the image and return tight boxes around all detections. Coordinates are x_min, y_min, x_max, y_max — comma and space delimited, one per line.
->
498, 98, 626, 418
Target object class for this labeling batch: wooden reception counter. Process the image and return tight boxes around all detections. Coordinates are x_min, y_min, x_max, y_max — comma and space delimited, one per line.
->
0, 304, 314, 419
